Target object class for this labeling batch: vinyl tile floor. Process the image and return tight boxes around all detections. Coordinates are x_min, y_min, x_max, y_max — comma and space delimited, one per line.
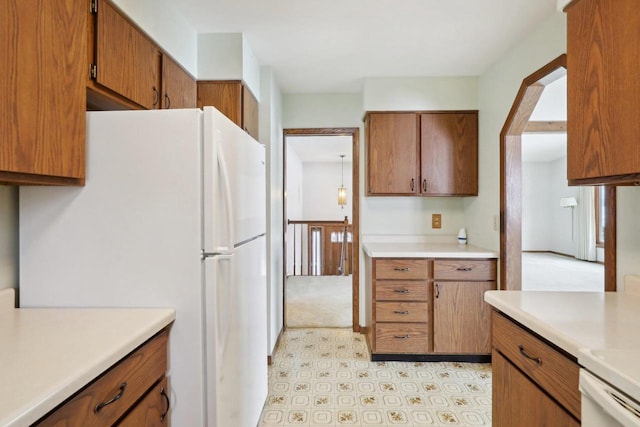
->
259, 328, 492, 426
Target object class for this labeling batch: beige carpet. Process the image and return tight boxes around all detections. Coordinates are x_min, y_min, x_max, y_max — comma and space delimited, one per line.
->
286, 275, 352, 328
522, 252, 604, 291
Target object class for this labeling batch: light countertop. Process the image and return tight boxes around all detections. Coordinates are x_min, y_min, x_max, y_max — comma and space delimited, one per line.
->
0, 292, 175, 427
362, 242, 498, 258
485, 290, 640, 402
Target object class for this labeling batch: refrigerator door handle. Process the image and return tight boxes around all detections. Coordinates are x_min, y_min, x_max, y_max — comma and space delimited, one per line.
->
216, 139, 235, 254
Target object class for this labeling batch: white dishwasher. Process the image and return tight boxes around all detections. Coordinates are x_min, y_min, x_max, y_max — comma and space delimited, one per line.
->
580, 368, 640, 427
579, 348, 640, 427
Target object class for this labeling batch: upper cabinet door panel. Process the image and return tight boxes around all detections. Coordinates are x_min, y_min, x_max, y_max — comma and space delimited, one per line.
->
366, 113, 419, 195
420, 112, 478, 196
96, 0, 160, 110
0, 0, 86, 184
161, 55, 196, 109
242, 85, 259, 139
566, 0, 640, 184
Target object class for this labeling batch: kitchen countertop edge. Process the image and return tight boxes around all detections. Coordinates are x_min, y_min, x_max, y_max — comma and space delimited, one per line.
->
1, 308, 176, 427
362, 242, 498, 258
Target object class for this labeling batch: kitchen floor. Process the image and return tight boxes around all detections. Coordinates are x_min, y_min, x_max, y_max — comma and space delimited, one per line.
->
259, 328, 492, 426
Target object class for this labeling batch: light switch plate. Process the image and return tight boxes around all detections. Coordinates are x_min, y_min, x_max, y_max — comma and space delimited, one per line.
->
432, 214, 442, 229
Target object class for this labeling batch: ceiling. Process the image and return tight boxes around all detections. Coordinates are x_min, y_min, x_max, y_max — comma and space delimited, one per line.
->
171, 0, 558, 93
522, 76, 567, 162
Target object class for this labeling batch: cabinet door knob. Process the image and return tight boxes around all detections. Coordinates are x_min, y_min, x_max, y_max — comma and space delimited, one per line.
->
435, 283, 440, 299
152, 86, 160, 108
95, 382, 127, 412
160, 387, 170, 421
393, 335, 410, 339
423, 179, 427, 192
410, 178, 415, 191
164, 93, 171, 109
518, 344, 542, 365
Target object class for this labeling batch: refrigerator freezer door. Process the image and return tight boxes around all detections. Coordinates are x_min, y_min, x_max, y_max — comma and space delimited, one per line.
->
203, 107, 265, 253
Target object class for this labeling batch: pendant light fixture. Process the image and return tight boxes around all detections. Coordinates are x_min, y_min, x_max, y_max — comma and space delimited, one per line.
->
337, 154, 347, 208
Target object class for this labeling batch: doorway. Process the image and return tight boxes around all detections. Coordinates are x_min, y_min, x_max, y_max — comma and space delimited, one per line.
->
283, 128, 360, 331
500, 54, 616, 291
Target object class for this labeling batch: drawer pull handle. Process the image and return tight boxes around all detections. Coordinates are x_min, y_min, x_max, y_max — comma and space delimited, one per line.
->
393, 289, 410, 294
394, 310, 410, 315
456, 267, 473, 271
95, 382, 127, 413
393, 267, 409, 272
161, 387, 170, 421
394, 335, 411, 339
518, 345, 542, 366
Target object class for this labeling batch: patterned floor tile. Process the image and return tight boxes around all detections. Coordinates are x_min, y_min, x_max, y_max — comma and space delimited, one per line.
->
258, 328, 492, 427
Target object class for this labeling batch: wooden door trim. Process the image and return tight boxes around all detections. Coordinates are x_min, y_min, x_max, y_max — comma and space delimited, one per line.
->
283, 128, 361, 332
500, 54, 616, 291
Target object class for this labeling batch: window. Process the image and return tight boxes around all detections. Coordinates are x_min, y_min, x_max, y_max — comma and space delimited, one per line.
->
595, 186, 606, 246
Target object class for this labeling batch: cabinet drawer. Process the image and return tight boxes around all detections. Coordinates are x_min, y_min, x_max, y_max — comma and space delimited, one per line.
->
375, 259, 430, 280
434, 259, 496, 281
119, 377, 170, 426
376, 302, 428, 323
38, 330, 168, 426
375, 281, 429, 301
375, 323, 429, 353
492, 312, 580, 420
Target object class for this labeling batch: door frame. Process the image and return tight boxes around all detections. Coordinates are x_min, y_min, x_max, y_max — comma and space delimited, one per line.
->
500, 54, 616, 291
283, 127, 361, 331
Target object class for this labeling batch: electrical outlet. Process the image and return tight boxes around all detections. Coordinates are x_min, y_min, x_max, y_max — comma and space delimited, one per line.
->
432, 214, 442, 229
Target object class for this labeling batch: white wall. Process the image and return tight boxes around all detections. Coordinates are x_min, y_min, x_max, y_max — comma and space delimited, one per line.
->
197, 33, 261, 99
522, 162, 552, 250
302, 162, 353, 221
259, 67, 284, 356
112, 0, 198, 75
467, 12, 567, 254
549, 157, 576, 256
0, 187, 18, 293
617, 187, 640, 290
363, 77, 479, 111
522, 157, 576, 255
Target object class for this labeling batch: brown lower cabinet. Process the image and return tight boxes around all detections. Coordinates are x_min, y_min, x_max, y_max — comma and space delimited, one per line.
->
35, 329, 170, 426
491, 311, 580, 425
365, 257, 496, 360
492, 351, 579, 427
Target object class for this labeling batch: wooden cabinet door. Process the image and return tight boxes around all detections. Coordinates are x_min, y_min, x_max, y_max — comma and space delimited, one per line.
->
0, 0, 86, 185
493, 351, 580, 427
119, 377, 170, 426
432, 281, 494, 354
567, 0, 640, 184
242, 85, 259, 139
197, 81, 243, 125
366, 113, 419, 195
96, 0, 161, 110
161, 55, 196, 109
420, 112, 478, 195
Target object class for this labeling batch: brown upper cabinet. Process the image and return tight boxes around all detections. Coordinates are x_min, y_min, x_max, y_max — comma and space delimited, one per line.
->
0, 0, 87, 185
566, 0, 640, 185
161, 55, 197, 109
365, 111, 478, 196
197, 81, 260, 140
88, 0, 196, 111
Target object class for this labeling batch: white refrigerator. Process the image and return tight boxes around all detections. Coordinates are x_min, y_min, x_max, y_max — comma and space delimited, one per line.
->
18, 107, 268, 427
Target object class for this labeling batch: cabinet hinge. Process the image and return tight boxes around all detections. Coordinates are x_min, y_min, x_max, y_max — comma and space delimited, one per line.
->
90, 0, 98, 15
90, 64, 97, 80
